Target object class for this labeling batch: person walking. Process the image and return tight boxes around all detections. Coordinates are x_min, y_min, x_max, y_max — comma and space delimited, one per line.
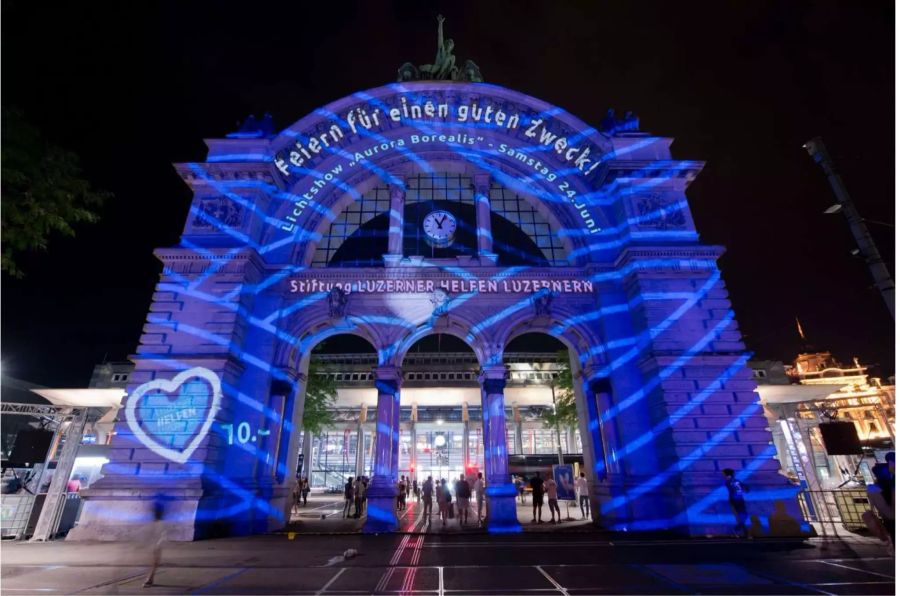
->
545, 475, 561, 523
575, 472, 590, 519
722, 468, 749, 538
343, 476, 354, 518
300, 477, 310, 507
413, 479, 419, 502
422, 476, 434, 522
455, 473, 471, 527
473, 472, 486, 525
142, 496, 167, 588
438, 479, 450, 526
530, 472, 545, 523
292, 478, 302, 513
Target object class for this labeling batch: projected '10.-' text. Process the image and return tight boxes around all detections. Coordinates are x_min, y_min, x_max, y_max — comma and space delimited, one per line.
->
220, 422, 271, 445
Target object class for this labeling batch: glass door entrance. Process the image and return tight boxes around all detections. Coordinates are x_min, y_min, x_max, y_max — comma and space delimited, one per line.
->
400, 423, 482, 483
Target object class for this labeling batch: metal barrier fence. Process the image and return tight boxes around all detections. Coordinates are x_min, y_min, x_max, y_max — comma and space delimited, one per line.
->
796, 488, 870, 531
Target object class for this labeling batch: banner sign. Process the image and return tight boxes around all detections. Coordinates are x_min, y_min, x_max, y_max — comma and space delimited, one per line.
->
553, 464, 576, 501
289, 277, 594, 295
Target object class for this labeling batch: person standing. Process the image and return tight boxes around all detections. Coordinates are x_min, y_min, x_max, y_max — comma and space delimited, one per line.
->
473, 472, 486, 525
575, 472, 590, 519
413, 479, 419, 502
422, 476, 434, 521
343, 476, 354, 518
869, 462, 895, 545
301, 477, 310, 507
545, 476, 561, 523
516, 476, 526, 504
397, 476, 406, 511
530, 472, 545, 523
456, 473, 471, 527
722, 468, 749, 538
354, 476, 366, 518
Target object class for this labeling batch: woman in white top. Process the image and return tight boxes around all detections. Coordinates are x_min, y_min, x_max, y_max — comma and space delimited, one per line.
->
575, 472, 590, 519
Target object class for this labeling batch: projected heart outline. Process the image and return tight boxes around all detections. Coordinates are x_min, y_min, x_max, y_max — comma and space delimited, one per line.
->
125, 367, 222, 464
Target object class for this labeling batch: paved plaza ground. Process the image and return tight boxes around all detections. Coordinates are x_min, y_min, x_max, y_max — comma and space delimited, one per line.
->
1, 525, 893, 594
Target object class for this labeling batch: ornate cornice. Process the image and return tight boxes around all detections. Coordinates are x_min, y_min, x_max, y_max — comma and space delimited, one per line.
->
613, 245, 725, 270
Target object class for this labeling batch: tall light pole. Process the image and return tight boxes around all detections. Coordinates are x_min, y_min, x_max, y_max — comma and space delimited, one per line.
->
803, 137, 895, 319
550, 384, 564, 466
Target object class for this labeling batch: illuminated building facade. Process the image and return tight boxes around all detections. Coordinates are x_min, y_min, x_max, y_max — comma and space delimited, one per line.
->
68, 77, 801, 540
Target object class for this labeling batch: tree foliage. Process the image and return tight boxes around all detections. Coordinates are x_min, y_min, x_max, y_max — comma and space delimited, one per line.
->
542, 350, 578, 430
302, 360, 337, 436
1, 107, 111, 277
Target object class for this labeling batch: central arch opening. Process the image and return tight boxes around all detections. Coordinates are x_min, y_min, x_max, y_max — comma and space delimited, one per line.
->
504, 332, 591, 526
399, 334, 480, 499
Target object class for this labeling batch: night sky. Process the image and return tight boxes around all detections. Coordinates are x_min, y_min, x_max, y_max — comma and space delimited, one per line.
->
1, 1, 894, 387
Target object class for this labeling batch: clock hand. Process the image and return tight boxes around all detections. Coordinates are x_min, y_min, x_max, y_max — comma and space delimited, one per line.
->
436, 214, 447, 229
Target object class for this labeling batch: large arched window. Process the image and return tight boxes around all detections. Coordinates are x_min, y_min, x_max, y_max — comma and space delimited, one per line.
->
313, 173, 569, 267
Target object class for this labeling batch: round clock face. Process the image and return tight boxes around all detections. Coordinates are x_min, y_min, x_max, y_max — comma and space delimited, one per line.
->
422, 210, 457, 246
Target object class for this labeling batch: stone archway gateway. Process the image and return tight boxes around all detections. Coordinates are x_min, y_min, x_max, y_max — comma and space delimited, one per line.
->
68, 78, 800, 541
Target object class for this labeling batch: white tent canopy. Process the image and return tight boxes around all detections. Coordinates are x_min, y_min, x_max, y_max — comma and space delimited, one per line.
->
30, 388, 125, 409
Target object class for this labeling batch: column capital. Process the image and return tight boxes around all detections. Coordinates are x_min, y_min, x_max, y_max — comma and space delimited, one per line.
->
479, 365, 507, 395
373, 366, 403, 393
373, 366, 403, 382
580, 365, 611, 392
587, 376, 612, 395
473, 172, 491, 191
389, 184, 406, 198
478, 365, 507, 389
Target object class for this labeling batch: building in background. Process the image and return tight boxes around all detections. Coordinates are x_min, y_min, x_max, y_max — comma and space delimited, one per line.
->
753, 351, 894, 490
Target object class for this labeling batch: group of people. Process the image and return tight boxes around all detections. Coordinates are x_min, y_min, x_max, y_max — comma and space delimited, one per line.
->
415, 473, 487, 527
515, 471, 592, 523
342, 476, 369, 518
395, 475, 419, 510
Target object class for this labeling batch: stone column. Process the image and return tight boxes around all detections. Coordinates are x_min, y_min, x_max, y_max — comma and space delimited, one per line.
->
301, 431, 314, 480
355, 405, 367, 479
391, 385, 401, 484
409, 404, 418, 480
364, 366, 402, 532
384, 185, 405, 267
480, 389, 493, 479
572, 371, 617, 525
479, 366, 520, 533
473, 173, 498, 264
462, 401, 471, 468
513, 406, 524, 455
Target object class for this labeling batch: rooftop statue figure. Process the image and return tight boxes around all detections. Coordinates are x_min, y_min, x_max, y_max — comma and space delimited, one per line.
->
398, 16, 483, 82
420, 15, 458, 80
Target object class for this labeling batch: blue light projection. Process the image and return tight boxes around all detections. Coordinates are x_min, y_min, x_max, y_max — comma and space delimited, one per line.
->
86, 81, 794, 541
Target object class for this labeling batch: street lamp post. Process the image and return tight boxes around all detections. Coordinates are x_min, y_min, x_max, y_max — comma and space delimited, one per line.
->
803, 137, 895, 319
550, 384, 564, 466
